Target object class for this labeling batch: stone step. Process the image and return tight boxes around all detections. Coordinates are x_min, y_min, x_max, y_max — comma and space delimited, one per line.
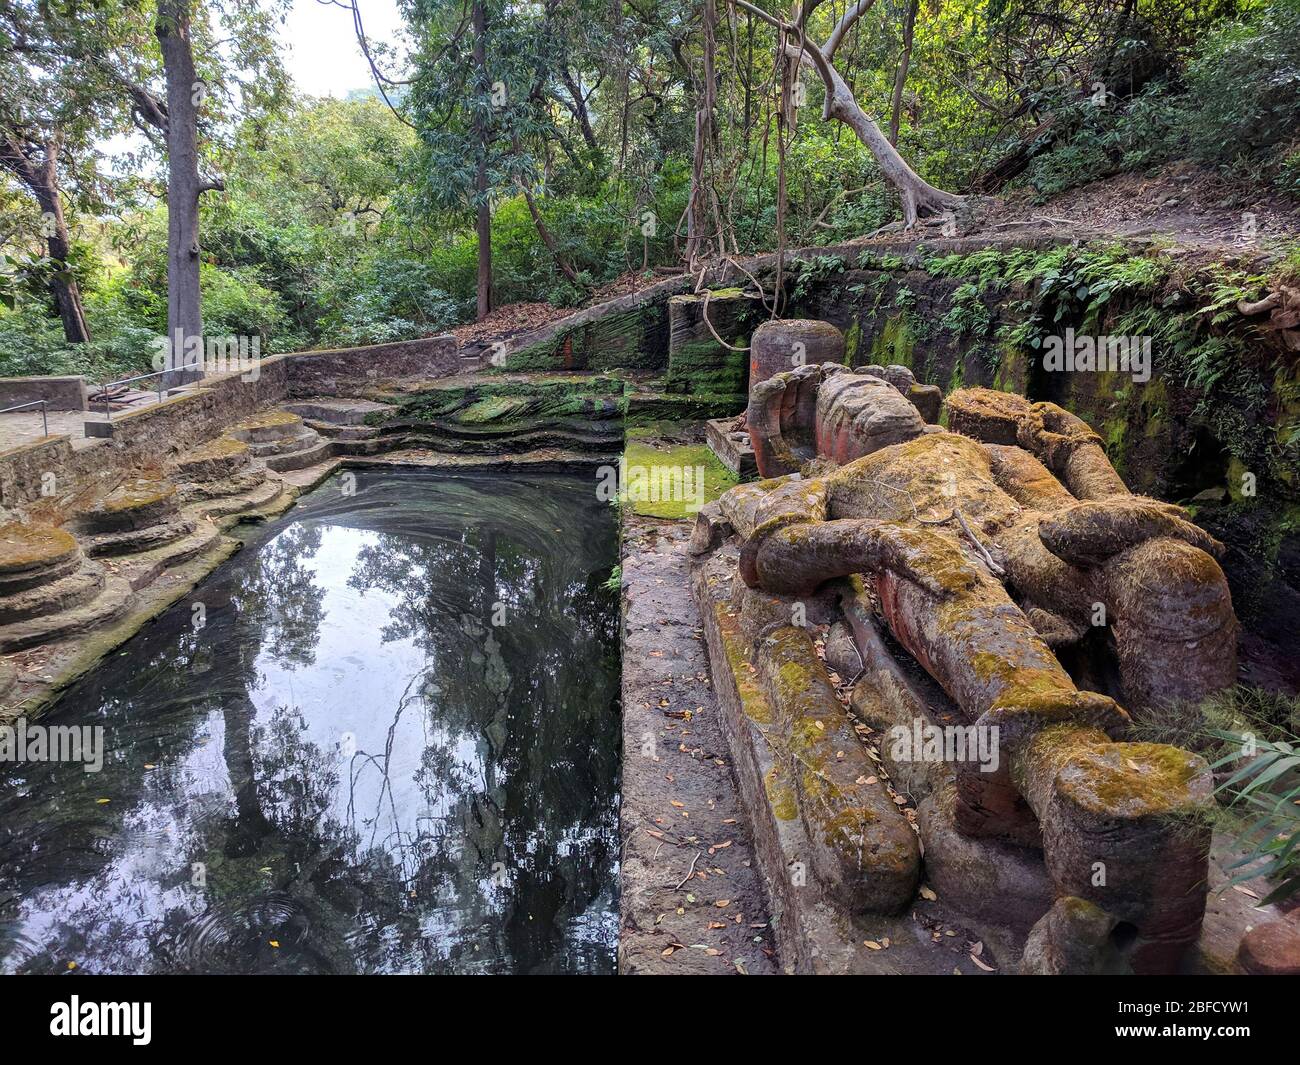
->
281, 398, 391, 425
176, 436, 253, 482
378, 427, 621, 456
83, 518, 197, 558
0, 575, 134, 653
0, 523, 81, 584
244, 427, 322, 458
229, 410, 305, 443
264, 439, 333, 472
0, 551, 82, 596
304, 419, 380, 442
74, 479, 179, 534
114, 523, 223, 591
177, 464, 271, 505
0, 560, 106, 625
184, 477, 287, 520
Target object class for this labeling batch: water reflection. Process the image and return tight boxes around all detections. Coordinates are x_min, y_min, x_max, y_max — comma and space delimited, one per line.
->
0, 470, 620, 974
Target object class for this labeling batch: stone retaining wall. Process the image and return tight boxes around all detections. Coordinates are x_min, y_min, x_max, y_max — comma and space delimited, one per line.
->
0, 334, 457, 508
0, 375, 88, 412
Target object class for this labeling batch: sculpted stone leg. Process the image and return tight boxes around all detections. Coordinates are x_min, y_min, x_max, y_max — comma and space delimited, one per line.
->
1013, 726, 1213, 974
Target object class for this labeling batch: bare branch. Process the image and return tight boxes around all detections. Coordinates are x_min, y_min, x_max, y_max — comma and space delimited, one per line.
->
826, 0, 879, 59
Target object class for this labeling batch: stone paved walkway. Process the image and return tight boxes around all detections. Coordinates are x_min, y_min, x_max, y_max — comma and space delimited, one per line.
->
618, 514, 778, 974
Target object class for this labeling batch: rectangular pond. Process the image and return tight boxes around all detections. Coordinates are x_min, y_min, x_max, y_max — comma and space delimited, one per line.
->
0, 468, 621, 974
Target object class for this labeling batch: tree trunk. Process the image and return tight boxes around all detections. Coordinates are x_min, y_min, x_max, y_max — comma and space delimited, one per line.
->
801, 48, 960, 227
0, 134, 91, 344
33, 179, 91, 345
518, 179, 580, 286
684, 0, 719, 267
473, 0, 492, 321
888, 0, 919, 146
746, 0, 962, 229
157, 0, 206, 383
560, 68, 599, 152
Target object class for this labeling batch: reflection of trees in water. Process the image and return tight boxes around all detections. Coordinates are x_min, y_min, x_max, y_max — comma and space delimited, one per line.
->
0, 477, 620, 974
231, 521, 327, 668
343, 500, 620, 972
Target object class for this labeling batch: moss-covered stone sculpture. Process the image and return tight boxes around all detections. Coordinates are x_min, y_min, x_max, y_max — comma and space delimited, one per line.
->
714, 358, 1237, 972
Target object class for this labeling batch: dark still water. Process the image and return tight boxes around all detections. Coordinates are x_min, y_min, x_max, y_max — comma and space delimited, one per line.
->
0, 469, 621, 974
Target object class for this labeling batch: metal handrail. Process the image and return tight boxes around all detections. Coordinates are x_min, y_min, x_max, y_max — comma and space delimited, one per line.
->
0, 398, 49, 437
92, 368, 172, 422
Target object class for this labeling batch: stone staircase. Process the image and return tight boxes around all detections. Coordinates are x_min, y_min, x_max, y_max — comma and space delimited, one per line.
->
227, 411, 332, 472
281, 398, 385, 450
0, 523, 133, 653
69, 477, 225, 592
174, 436, 293, 518
361, 375, 626, 463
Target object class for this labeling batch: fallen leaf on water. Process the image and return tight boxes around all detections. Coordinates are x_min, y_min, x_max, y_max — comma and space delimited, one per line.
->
95, 798, 111, 804
864, 940, 882, 950
269, 940, 280, 948
715, 899, 730, 908
970, 954, 996, 972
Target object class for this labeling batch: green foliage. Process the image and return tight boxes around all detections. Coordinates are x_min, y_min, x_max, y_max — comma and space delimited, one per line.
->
788, 254, 847, 302
1025, 0, 1300, 199
601, 564, 622, 592
1131, 686, 1300, 906
940, 283, 992, 338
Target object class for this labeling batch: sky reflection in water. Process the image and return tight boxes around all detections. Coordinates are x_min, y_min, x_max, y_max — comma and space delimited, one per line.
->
0, 469, 620, 974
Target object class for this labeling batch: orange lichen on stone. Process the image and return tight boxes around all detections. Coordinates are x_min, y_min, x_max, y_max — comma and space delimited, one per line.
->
0, 522, 78, 573
234, 410, 301, 431
189, 435, 249, 460
99, 478, 176, 514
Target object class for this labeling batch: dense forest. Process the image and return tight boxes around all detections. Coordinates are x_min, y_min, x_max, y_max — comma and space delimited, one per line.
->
2, 0, 1298, 382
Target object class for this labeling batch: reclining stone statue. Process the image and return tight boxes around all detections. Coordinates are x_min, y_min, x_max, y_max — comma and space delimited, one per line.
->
721, 359, 1237, 972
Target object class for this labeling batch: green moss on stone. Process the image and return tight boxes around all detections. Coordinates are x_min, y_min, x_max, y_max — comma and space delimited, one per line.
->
621, 434, 738, 520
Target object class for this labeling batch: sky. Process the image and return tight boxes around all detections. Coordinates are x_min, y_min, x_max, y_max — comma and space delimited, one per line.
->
99, 1, 406, 166
279, 0, 407, 99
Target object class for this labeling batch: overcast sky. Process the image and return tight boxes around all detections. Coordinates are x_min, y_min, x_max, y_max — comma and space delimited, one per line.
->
99, 1, 406, 166
281, 0, 406, 98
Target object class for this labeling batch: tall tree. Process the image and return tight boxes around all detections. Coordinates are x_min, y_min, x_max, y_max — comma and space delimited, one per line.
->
155, 0, 224, 378
735, 0, 962, 226
0, 131, 90, 343
0, 1, 110, 343
471, 0, 492, 319
406, 0, 569, 320
888, 0, 919, 146
684, 0, 720, 268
